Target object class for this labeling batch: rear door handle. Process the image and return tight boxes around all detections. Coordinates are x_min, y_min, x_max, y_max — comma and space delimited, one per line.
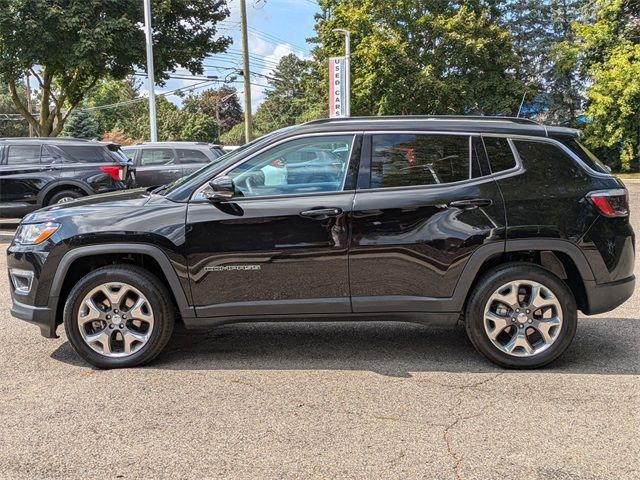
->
299, 207, 343, 219
449, 198, 493, 210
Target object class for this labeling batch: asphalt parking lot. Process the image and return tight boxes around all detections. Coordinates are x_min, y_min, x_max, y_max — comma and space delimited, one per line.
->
0, 185, 638, 480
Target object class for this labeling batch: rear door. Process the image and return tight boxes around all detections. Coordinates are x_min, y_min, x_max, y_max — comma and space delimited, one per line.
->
135, 147, 182, 187
349, 132, 506, 313
0, 143, 59, 212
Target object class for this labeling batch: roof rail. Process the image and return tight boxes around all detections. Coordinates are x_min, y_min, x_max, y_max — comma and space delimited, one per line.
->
304, 115, 540, 126
0, 136, 94, 142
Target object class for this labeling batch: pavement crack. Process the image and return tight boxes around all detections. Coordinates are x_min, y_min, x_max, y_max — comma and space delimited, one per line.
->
441, 373, 504, 479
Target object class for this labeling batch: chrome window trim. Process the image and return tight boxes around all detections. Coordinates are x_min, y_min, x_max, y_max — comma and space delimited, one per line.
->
191, 132, 360, 201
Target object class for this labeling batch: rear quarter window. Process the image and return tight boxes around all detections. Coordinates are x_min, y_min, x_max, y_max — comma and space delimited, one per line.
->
559, 138, 610, 174
57, 145, 111, 163
512, 140, 587, 183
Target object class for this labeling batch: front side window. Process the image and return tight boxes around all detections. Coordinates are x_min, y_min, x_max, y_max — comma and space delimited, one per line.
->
371, 134, 470, 188
227, 135, 353, 198
140, 148, 175, 166
7, 145, 41, 165
121, 149, 136, 160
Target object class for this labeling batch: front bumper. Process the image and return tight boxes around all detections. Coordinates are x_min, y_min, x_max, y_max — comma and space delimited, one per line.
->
583, 275, 635, 315
10, 298, 58, 338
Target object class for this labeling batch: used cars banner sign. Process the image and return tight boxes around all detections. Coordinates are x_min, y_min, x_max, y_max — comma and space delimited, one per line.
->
329, 56, 347, 118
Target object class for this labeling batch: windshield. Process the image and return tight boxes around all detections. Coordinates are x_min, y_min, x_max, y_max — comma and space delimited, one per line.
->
159, 128, 295, 196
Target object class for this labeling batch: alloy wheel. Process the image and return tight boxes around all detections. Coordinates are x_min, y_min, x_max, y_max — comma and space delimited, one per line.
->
76, 282, 154, 358
483, 280, 563, 357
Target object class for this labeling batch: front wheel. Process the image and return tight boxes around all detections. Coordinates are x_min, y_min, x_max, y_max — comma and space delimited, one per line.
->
64, 265, 175, 368
465, 263, 577, 369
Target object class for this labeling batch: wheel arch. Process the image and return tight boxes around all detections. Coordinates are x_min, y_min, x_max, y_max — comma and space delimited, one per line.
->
454, 239, 594, 313
39, 180, 93, 205
50, 244, 193, 330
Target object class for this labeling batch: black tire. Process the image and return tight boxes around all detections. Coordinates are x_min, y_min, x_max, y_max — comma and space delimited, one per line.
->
64, 265, 175, 368
47, 189, 84, 205
464, 262, 577, 369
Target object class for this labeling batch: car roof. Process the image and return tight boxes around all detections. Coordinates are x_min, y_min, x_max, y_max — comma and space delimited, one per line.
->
291, 116, 580, 138
0, 137, 116, 147
124, 142, 221, 148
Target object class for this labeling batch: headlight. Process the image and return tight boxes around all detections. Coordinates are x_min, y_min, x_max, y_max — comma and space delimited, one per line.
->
14, 222, 60, 245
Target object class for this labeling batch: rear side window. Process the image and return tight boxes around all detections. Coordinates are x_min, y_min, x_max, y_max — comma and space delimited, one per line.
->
7, 145, 41, 165
57, 145, 109, 163
483, 137, 516, 173
371, 134, 470, 188
177, 149, 209, 164
140, 149, 175, 166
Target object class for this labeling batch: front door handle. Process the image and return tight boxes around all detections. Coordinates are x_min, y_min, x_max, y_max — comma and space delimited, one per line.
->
449, 198, 493, 210
299, 207, 343, 220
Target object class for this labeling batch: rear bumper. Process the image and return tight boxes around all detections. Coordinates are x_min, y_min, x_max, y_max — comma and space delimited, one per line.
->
10, 298, 58, 338
583, 275, 635, 315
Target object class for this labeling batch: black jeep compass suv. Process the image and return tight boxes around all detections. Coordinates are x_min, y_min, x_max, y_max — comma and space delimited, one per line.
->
7, 116, 635, 369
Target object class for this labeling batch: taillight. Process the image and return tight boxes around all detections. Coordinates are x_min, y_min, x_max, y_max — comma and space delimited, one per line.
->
100, 165, 124, 181
588, 189, 629, 217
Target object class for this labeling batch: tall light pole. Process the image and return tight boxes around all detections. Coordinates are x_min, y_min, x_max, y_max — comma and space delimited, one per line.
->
240, 0, 253, 142
143, 0, 158, 142
332, 28, 351, 117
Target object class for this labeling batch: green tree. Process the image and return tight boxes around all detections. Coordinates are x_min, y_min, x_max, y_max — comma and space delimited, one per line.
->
576, 0, 640, 170
254, 54, 322, 131
0, 0, 230, 137
183, 85, 243, 138
311, 0, 524, 116
0, 83, 29, 137
178, 113, 218, 142
61, 110, 100, 139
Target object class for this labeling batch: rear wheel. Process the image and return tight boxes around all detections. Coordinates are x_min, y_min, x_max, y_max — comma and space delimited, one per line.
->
465, 263, 577, 369
64, 265, 174, 368
47, 189, 84, 205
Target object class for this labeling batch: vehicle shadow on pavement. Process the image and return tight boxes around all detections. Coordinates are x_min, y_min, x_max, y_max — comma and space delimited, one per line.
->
50, 317, 639, 376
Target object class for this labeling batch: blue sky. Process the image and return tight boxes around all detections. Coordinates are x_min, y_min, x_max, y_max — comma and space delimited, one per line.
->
161, 0, 321, 110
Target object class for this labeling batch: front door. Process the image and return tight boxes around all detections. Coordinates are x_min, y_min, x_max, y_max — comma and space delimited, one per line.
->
349, 132, 506, 312
186, 134, 360, 318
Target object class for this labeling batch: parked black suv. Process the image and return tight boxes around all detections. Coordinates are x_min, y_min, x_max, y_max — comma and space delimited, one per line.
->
0, 138, 134, 218
121, 142, 224, 188
8, 117, 635, 369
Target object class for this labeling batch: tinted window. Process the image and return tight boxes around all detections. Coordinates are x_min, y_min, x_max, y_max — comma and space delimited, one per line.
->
7, 145, 41, 165
177, 149, 209, 164
560, 138, 609, 174
483, 137, 516, 173
140, 149, 175, 166
371, 134, 470, 188
57, 145, 109, 163
227, 135, 353, 197
513, 140, 586, 182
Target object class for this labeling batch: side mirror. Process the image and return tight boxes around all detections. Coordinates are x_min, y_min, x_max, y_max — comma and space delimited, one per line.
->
205, 175, 235, 201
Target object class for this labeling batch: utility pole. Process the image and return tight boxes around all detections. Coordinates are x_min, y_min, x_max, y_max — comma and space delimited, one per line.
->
143, 0, 158, 142
239, 0, 253, 142
25, 72, 33, 137
332, 29, 351, 117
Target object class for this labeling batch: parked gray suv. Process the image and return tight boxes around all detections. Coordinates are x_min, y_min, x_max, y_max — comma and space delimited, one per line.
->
122, 142, 225, 188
